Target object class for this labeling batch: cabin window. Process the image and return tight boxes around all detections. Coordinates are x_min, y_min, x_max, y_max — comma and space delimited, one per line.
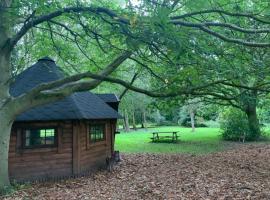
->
89, 124, 105, 143
22, 128, 57, 148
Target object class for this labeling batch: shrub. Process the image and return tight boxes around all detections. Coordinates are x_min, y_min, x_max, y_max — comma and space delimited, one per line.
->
203, 120, 220, 128
178, 117, 207, 127
220, 108, 251, 141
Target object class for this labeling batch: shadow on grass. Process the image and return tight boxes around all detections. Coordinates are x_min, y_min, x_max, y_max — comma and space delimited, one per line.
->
150, 140, 181, 144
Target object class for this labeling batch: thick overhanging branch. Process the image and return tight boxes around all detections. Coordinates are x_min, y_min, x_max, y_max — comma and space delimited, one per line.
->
170, 20, 270, 34
221, 81, 270, 92
202, 97, 241, 109
45, 73, 230, 98
171, 9, 270, 25
198, 26, 270, 47
11, 51, 131, 117
171, 21, 270, 47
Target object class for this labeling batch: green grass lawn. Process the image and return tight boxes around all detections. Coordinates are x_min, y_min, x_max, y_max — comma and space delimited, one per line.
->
115, 126, 270, 154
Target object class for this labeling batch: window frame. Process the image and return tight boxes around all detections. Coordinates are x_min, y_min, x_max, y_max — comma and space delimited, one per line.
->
88, 123, 106, 144
22, 127, 58, 149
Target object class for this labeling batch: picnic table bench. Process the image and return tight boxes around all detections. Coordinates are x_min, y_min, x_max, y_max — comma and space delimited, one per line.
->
150, 131, 179, 142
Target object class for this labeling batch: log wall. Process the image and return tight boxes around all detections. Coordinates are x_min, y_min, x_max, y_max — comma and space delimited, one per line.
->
8, 119, 116, 181
78, 120, 114, 173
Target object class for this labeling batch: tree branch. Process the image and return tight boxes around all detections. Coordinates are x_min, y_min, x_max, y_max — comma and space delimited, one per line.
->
12, 51, 131, 116
171, 20, 270, 47
119, 72, 139, 100
170, 20, 270, 34
8, 5, 270, 52
9, 6, 129, 51
171, 9, 270, 24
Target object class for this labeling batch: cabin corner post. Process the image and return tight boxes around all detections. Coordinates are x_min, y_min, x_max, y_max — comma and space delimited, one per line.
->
72, 121, 81, 175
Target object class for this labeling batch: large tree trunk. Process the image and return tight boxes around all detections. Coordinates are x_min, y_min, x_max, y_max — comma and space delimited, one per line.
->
0, 52, 13, 190
123, 109, 130, 132
245, 104, 261, 140
132, 111, 137, 130
242, 90, 260, 140
141, 111, 147, 128
0, 7, 13, 189
190, 111, 195, 132
0, 113, 13, 190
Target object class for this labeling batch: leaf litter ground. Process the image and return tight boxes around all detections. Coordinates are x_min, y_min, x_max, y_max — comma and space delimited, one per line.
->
2, 144, 270, 200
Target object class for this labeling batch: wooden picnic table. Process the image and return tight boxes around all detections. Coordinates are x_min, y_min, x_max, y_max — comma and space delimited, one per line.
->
151, 131, 179, 142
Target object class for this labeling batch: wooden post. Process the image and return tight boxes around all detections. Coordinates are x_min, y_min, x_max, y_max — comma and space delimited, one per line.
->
72, 121, 80, 175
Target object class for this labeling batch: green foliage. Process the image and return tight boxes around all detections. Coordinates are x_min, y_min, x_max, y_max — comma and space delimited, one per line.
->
0, 185, 14, 196
220, 108, 251, 141
0, 181, 28, 196
203, 120, 220, 128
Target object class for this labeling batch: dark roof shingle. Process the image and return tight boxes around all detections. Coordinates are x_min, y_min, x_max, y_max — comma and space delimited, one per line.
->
96, 94, 120, 103
10, 57, 121, 121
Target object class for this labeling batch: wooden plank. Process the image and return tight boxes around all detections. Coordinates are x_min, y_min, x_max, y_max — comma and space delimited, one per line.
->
10, 168, 73, 180
9, 121, 75, 181
57, 123, 63, 153
72, 122, 80, 174
86, 122, 90, 150
15, 129, 22, 154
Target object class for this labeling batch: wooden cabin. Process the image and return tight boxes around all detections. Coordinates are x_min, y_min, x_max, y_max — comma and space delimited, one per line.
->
9, 57, 120, 182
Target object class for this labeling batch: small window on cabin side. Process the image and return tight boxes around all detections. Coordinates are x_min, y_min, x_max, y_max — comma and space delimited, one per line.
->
89, 124, 105, 143
23, 128, 57, 148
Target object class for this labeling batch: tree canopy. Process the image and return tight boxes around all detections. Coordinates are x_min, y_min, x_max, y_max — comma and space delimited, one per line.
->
0, 0, 270, 190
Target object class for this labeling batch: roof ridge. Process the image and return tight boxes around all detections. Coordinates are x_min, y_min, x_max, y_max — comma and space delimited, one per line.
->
68, 93, 88, 119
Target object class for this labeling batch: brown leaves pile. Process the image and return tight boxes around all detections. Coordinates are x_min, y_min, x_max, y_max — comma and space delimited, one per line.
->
3, 144, 270, 200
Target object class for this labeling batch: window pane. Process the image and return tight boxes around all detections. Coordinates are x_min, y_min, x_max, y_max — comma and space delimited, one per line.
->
89, 124, 105, 143
91, 132, 95, 140
24, 128, 56, 148
45, 129, 55, 145
40, 129, 46, 137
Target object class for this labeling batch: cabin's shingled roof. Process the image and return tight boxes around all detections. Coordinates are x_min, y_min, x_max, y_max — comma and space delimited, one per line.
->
96, 94, 120, 103
10, 57, 121, 121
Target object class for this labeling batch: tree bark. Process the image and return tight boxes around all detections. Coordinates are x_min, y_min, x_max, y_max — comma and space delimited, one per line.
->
141, 111, 147, 128
132, 111, 137, 130
245, 104, 261, 140
190, 111, 195, 132
0, 112, 13, 190
123, 109, 130, 132
242, 91, 261, 140
0, 5, 13, 189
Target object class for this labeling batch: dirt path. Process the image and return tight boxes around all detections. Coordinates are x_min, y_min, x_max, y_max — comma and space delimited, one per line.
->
2, 144, 270, 200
